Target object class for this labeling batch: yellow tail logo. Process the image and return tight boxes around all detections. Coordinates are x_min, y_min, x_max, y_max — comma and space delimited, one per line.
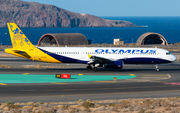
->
7, 23, 35, 48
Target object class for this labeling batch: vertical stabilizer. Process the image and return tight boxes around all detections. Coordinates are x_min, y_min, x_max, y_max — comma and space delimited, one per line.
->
7, 23, 35, 48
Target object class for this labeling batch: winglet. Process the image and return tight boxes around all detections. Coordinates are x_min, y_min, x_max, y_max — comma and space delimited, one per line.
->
87, 54, 92, 58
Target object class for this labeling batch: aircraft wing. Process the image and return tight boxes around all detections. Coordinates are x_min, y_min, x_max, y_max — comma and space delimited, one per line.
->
87, 54, 124, 69
87, 54, 117, 64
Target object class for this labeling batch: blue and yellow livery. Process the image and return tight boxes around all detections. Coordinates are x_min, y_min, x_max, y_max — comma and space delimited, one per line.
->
5, 23, 177, 71
5, 23, 61, 63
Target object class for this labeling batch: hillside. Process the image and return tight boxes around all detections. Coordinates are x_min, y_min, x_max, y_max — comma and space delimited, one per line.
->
0, 0, 138, 28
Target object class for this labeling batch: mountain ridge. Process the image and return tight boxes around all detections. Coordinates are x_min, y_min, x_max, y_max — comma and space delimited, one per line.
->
0, 0, 138, 28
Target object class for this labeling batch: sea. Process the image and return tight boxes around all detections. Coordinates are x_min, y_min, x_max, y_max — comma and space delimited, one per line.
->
0, 16, 180, 45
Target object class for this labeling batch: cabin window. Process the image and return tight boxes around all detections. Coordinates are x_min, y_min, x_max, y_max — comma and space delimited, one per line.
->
166, 52, 171, 55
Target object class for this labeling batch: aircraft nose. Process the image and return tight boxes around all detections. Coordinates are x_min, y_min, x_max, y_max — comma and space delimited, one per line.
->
172, 55, 177, 62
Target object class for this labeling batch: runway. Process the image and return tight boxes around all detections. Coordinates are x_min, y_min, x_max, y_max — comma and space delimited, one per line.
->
0, 57, 180, 102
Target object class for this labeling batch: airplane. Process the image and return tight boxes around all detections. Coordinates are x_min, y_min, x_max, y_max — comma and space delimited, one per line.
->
5, 23, 177, 71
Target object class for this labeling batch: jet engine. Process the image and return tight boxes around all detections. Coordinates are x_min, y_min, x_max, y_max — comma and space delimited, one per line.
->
103, 60, 123, 69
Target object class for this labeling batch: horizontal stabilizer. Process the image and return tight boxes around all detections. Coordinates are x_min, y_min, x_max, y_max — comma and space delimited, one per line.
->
12, 50, 31, 58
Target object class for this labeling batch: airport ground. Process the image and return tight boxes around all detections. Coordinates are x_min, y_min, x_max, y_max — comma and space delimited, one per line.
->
0, 56, 180, 103
0, 49, 180, 112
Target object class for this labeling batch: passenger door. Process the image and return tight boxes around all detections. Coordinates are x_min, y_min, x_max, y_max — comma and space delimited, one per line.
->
81, 50, 86, 59
157, 50, 162, 58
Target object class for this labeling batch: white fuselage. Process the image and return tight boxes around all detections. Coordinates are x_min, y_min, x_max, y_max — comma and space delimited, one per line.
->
38, 47, 177, 64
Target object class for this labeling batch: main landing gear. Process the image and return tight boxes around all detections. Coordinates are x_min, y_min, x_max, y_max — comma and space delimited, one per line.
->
86, 65, 92, 70
155, 64, 159, 72
93, 67, 98, 71
86, 65, 98, 71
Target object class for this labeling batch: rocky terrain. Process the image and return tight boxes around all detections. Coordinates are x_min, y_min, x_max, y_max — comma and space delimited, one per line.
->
1, 97, 180, 113
0, 0, 138, 28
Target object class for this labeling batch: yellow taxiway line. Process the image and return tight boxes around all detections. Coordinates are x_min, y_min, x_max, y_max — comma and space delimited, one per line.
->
51, 82, 67, 84
0, 83, 7, 85
129, 74, 136, 76
22, 73, 30, 75
95, 81, 117, 83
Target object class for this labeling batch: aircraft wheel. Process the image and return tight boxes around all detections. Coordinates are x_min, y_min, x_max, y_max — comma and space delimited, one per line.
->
155, 64, 159, 72
93, 67, 98, 71
86, 66, 92, 71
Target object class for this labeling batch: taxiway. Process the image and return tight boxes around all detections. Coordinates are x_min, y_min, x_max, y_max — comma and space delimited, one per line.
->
0, 58, 180, 103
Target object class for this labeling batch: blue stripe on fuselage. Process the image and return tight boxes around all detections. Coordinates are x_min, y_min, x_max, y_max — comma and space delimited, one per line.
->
38, 48, 88, 64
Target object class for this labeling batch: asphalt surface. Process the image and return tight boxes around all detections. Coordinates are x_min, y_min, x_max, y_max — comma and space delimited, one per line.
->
0, 57, 180, 103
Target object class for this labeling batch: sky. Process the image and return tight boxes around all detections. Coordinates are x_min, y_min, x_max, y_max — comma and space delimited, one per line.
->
23, 0, 180, 17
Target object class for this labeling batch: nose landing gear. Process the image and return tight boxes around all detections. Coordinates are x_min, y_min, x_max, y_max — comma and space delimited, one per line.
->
155, 64, 159, 72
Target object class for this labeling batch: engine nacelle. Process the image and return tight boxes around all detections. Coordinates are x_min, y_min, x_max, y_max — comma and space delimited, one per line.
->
103, 60, 123, 69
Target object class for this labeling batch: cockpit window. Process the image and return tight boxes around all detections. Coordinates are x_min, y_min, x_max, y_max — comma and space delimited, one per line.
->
166, 52, 171, 55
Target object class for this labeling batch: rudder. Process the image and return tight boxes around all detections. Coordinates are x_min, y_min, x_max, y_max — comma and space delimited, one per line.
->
7, 23, 35, 48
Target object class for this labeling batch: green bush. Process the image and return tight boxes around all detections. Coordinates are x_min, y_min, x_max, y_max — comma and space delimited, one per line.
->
108, 103, 116, 107
27, 102, 33, 105
78, 99, 83, 102
37, 101, 43, 104
82, 101, 95, 108
32, 104, 38, 107
62, 105, 69, 110
119, 100, 131, 108
6, 101, 13, 104
138, 109, 145, 113
47, 110, 54, 113
6, 104, 21, 109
